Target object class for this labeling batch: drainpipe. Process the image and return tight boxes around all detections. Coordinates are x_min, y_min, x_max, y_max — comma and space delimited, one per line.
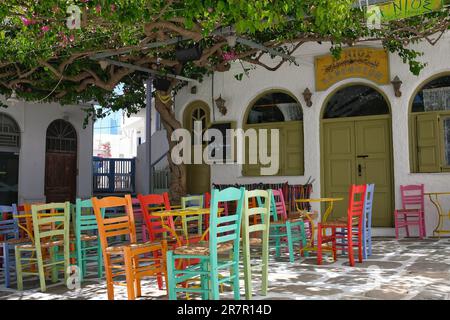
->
145, 77, 153, 194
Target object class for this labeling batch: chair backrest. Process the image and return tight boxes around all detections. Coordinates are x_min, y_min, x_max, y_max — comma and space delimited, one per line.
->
209, 187, 245, 255
31, 202, 71, 248
92, 195, 137, 249
243, 190, 271, 235
0, 204, 19, 240
137, 192, 173, 241
400, 184, 425, 212
347, 184, 367, 224
364, 184, 375, 226
74, 198, 106, 235
269, 189, 288, 222
181, 195, 204, 209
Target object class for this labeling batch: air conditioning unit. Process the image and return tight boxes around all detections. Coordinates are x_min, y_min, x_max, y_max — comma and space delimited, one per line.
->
175, 44, 203, 63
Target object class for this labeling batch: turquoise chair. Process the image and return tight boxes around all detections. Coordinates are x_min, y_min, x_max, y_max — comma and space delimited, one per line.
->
264, 189, 308, 262
166, 187, 245, 300
74, 199, 104, 282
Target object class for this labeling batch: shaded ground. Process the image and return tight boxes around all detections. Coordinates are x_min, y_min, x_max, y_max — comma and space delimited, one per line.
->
0, 238, 449, 300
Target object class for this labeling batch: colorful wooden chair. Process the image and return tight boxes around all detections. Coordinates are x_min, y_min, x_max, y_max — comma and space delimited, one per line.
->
242, 189, 271, 300
266, 189, 308, 263
394, 184, 426, 239
137, 192, 174, 290
92, 194, 167, 300
335, 184, 375, 260
74, 199, 103, 282
0, 204, 32, 287
317, 184, 366, 266
180, 195, 204, 241
166, 187, 245, 300
15, 202, 71, 292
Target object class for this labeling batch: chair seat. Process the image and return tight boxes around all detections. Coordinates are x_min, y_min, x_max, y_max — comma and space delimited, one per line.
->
1, 238, 31, 245
17, 239, 64, 249
173, 241, 233, 256
71, 234, 98, 241
249, 237, 262, 246
105, 241, 161, 254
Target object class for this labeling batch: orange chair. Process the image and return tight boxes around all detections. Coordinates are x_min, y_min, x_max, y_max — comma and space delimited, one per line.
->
92, 194, 167, 300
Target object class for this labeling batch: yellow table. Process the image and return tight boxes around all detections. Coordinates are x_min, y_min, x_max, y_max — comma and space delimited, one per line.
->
295, 197, 344, 254
424, 192, 450, 237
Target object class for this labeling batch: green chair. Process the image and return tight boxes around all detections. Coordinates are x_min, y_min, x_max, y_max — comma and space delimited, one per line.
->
74, 199, 104, 282
180, 195, 204, 241
242, 189, 271, 300
166, 187, 245, 300
266, 189, 308, 263
15, 202, 71, 292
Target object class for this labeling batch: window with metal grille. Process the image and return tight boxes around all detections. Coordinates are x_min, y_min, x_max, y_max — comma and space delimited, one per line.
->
0, 113, 20, 148
46, 119, 77, 153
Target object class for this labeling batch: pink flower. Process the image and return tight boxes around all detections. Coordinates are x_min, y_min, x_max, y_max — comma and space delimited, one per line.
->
69, 34, 75, 42
20, 17, 33, 26
223, 51, 237, 61
110, 4, 116, 12
95, 5, 102, 13
41, 25, 50, 33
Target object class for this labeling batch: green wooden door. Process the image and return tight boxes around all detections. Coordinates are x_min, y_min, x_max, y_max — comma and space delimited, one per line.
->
184, 102, 211, 195
322, 117, 393, 226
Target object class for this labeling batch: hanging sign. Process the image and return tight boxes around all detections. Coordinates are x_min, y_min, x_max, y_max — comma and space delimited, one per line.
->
369, 0, 444, 22
315, 47, 390, 92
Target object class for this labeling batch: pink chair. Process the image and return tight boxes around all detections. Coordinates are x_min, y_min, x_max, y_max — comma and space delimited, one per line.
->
394, 184, 426, 239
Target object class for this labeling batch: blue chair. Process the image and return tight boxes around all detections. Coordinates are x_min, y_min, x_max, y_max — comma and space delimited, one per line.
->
166, 187, 245, 300
0, 204, 31, 287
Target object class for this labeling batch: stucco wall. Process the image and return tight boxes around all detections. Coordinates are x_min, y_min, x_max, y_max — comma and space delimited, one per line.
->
173, 33, 450, 236
0, 97, 93, 203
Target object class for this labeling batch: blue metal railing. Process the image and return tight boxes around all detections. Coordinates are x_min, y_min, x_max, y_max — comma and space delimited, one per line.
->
93, 157, 136, 194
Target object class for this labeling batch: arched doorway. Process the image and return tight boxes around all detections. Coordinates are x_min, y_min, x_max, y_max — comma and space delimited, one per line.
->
0, 113, 20, 204
321, 84, 394, 227
242, 90, 304, 176
45, 119, 77, 203
183, 101, 211, 195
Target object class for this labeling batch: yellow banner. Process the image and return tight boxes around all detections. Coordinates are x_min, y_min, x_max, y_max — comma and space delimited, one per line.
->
315, 47, 390, 92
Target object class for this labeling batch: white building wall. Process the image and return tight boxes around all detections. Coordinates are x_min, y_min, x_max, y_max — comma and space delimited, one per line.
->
0, 97, 93, 203
174, 34, 450, 236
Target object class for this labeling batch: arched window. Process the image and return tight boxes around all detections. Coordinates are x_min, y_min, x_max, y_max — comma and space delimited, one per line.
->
243, 91, 304, 176
410, 75, 450, 172
0, 113, 20, 150
46, 119, 77, 153
324, 85, 389, 119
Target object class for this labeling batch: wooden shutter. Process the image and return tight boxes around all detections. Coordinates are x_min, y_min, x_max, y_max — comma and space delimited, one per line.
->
416, 113, 441, 172
283, 122, 304, 176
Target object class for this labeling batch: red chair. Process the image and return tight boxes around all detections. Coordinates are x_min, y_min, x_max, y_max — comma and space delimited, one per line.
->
394, 184, 426, 239
317, 184, 366, 267
137, 192, 173, 289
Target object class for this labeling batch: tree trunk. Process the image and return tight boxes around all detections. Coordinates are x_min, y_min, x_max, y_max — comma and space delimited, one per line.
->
154, 90, 186, 203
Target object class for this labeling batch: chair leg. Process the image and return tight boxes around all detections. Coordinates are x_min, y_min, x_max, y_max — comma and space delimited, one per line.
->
233, 259, 241, 300
166, 251, 177, 300
36, 249, 47, 292
104, 255, 115, 300
404, 215, 410, 237
262, 229, 269, 296
15, 248, 23, 291
76, 239, 83, 282
347, 227, 355, 267
285, 221, 295, 263
49, 247, 58, 283
421, 213, 426, 238
299, 221, 309, 258
134, 257, 142, 298
331, 228, 337, 262
153, 250, 163, 290
394, 212, 399, 239
3, 243, 10, 288
210, 257, 220, 300
317, 224, 323, 265
358, 226, 363, 263
123, 249, 136, 300
97, 240, 103, 279
242, 235, 252, 300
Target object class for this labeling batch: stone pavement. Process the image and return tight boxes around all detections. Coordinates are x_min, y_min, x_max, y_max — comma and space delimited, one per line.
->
0, 238, 449, 300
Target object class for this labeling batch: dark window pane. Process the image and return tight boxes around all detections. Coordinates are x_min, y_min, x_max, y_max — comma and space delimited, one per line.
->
324, 85, 389, 119
412, 76, 450, 112
247, 92, 303, 124
46, 120, 77, 153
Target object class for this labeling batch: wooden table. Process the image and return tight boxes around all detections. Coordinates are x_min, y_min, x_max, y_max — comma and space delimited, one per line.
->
424, 192, 450, 237
295, 197, 344, 254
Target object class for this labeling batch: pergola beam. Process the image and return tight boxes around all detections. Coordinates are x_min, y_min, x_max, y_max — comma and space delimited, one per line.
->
94, 58, 198, 83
